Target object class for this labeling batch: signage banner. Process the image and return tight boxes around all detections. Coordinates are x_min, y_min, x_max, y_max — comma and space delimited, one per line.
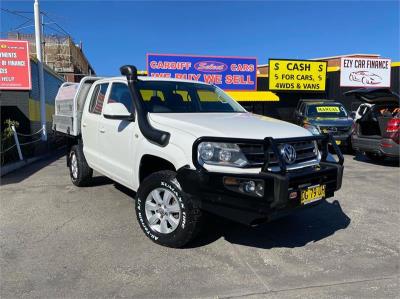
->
340, 57, 391, 88
0, 39, 31, 90
147, 53, 257, 91
269, 59, 327, 92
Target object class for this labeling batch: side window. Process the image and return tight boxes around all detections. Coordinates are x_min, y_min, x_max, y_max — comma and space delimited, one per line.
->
197, 90, 217, 102
140, 90, 165, 101
89, 83, 109, 114
174, 90, 191, 102
108, 83, 133, 112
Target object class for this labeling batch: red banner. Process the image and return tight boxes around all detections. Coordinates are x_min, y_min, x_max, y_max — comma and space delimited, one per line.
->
0, 39, 31, 90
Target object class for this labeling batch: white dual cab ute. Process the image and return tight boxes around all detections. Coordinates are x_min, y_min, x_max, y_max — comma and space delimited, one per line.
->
53, 65, 344, 248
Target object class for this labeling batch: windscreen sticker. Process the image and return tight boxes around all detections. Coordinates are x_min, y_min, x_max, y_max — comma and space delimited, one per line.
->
316, 106, 340, 113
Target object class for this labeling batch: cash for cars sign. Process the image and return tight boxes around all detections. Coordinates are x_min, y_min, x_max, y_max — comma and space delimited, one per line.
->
0, 40, 31, 90
269, 59, 327, 91
340, 57, 391, 88
147, 54, 257, 91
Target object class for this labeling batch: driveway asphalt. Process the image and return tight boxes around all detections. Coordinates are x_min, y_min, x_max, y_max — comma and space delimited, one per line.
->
0, 153, 399, 298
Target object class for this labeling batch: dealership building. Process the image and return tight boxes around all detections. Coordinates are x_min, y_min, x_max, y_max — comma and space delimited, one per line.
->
249, 54, 399, 121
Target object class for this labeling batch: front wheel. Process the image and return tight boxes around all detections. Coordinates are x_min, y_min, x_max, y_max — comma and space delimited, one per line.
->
135, 170, 202, 248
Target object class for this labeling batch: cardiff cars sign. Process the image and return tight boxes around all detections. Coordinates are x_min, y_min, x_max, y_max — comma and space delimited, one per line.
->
268, 59, 327, 92
147, 53, 257, 91
0, 39, 31, 90
340, 57, 391, 88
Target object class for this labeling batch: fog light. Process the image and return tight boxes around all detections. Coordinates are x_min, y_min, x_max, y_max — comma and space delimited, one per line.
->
223, 177, 265, 198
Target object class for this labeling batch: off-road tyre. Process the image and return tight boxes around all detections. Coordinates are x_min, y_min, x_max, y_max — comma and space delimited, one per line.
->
135, 170, 202, 248
69, 144, 93, 187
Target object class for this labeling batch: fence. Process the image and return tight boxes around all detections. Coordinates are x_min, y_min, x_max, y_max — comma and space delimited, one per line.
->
1, 126, 44, 165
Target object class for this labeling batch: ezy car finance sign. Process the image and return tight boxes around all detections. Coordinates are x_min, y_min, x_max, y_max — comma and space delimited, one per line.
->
340, 57, 391, 88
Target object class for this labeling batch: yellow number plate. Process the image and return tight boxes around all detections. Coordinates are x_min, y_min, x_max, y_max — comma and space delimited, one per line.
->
301, 185, 326, 205
335, 140, 341, 145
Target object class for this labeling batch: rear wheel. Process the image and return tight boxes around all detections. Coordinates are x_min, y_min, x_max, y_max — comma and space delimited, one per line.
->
135, 170, 202, 248
365, 152, 386, 162
69, 144, 93, 186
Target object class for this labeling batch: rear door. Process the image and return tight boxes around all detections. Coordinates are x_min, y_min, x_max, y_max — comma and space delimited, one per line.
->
81, 82, 110, 169
96, 81, 138, 187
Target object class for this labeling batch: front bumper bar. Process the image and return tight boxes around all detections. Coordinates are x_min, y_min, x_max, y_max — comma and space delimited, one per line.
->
177, 162, 343, 225
177, 134, 344, 225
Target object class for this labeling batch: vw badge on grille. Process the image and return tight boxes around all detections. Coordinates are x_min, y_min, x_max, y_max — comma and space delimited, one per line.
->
280, 144, 297, 164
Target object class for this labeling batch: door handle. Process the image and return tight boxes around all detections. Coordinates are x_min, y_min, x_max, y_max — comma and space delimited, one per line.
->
99, 128, 105, 133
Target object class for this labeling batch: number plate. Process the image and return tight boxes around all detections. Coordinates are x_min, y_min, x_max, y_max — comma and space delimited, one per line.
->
335, 140, 341, 145
300, 184, 326, 205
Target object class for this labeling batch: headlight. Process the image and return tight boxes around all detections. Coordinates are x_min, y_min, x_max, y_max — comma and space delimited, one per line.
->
197, 142, 248, 167
304, 124, 320, 135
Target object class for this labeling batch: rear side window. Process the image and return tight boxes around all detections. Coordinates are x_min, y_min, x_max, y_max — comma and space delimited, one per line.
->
108, 83, 133, 112
89, 83, 109, 114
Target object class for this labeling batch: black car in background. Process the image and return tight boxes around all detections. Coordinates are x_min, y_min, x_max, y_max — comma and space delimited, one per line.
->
345, 88, 399, 162
293, 100, 354, 149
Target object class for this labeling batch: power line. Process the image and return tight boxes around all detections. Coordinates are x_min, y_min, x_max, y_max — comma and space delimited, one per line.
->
10, 19, 33, 31
2, 8, 70, 37
41, 12, 70, 36
44, 24, 68, 36
1, 8, 32, 20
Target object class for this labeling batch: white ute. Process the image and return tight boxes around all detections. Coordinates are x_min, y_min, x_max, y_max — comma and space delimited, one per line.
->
53, 65, 344, 247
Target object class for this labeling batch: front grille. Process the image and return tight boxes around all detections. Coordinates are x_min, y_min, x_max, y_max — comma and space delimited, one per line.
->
320, 126, 351, 136
239, 140, 318, 168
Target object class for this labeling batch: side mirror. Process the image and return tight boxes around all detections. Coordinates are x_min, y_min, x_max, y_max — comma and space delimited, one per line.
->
103, 102, 134, 121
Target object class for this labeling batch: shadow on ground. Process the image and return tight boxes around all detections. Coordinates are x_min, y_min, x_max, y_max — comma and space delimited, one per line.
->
353, 153, 399, 167
190, 200, 351, 249
0, 150, 67, 186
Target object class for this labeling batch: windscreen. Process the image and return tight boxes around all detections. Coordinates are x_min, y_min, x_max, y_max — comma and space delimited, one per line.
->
135, 80, 246, 113
307, 104, 348, 118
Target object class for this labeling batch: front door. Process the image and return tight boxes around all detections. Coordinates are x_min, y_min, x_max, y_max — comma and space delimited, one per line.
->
96, 82, 138, 187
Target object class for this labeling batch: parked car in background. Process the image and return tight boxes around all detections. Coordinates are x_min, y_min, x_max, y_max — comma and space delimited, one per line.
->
293, 100, 354, 150
346, 88, 400, 162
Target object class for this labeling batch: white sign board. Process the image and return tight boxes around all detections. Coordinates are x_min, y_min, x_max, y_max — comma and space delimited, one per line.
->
340, 57, 391, 88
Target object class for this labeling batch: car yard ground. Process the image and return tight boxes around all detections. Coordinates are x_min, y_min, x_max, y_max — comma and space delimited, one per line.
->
0, 153, 399, 298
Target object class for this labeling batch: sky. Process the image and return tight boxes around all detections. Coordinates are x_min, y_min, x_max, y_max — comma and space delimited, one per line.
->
1, 0, 399, 76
